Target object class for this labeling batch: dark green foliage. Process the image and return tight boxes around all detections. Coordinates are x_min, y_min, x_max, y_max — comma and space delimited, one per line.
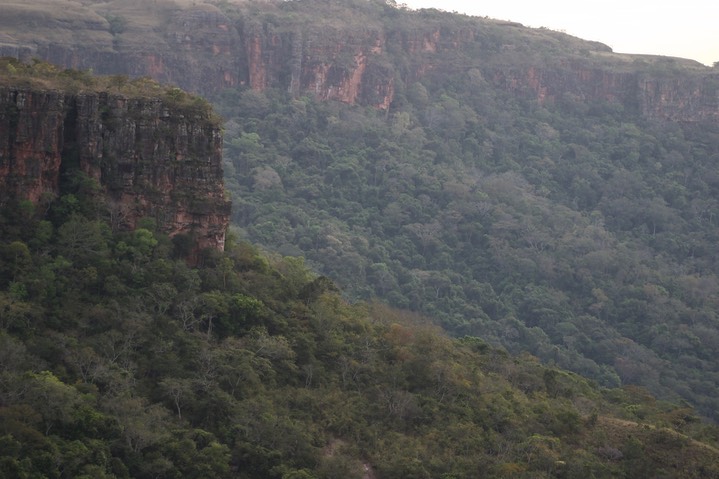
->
2, 2, 719, 477
2, 178, 718, 478
213, 4, 719, 420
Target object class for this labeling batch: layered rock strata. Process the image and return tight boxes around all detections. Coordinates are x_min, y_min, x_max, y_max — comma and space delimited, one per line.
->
0, 87, 230, 255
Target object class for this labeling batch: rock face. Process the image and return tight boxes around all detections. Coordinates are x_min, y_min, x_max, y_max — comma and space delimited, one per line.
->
490, 65, 719, 122
0, 3, 242, 99
1, 1, 717, 121
0, 89, 65, 204
0, 87, 230, 256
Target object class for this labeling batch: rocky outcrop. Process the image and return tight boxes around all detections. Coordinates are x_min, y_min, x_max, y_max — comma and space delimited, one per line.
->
0, 3, 241, 97
0, 87, 230, 255
0, 89, 65, 204
490, 64, 719, 121
240, 25, 394, 107
492, 66, 640, 110
1, 1, 717, 121
637, 74, 719, 122
0, 3, 396, 109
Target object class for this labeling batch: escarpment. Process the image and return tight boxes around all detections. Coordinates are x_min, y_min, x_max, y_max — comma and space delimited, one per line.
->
2, 0, 718, 122
0, 85, 230, 257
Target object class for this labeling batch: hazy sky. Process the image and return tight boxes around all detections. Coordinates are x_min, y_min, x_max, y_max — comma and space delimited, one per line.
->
400, 0, 719, 66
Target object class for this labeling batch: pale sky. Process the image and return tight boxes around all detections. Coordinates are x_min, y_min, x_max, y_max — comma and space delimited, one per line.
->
401, 0, 719, 66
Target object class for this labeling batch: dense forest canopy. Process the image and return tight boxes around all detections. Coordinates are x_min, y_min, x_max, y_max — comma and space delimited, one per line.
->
2, 143, 719, 478
207, 0, 719, 421
0, 58, 718, 479
2, 0, 719, 476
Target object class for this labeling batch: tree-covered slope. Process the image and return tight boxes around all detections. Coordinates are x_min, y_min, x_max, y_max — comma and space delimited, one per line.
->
3, 1, 719, 474
2, 167, 719, 478
213, 2, 719, 420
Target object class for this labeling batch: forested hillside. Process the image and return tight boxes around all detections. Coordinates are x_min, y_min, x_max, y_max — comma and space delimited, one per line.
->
210, 1, 719, 420
1, 61, 719, 479
3, 0, 719, 417
2, 133, 719, 479
3, 1, 719, 475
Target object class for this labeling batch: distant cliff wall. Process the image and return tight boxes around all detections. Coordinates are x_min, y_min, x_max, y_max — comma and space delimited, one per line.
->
491, 65, 719, 121
0, 87, 230, 254
1, 2, 717, 121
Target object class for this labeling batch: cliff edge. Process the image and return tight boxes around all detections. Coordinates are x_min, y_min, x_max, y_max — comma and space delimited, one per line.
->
0, 59, 230, 258
0, 0, 717, 121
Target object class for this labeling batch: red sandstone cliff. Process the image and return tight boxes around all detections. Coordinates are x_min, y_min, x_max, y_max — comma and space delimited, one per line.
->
0, 87, 230, 256
0, 1, 717, 121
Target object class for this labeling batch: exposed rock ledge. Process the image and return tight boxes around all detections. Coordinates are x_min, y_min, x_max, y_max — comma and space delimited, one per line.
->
0, 86, 230, 258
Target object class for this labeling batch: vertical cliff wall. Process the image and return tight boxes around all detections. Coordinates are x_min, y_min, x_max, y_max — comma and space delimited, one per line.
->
1, 0, 718, 121
0, 86, 230, 254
